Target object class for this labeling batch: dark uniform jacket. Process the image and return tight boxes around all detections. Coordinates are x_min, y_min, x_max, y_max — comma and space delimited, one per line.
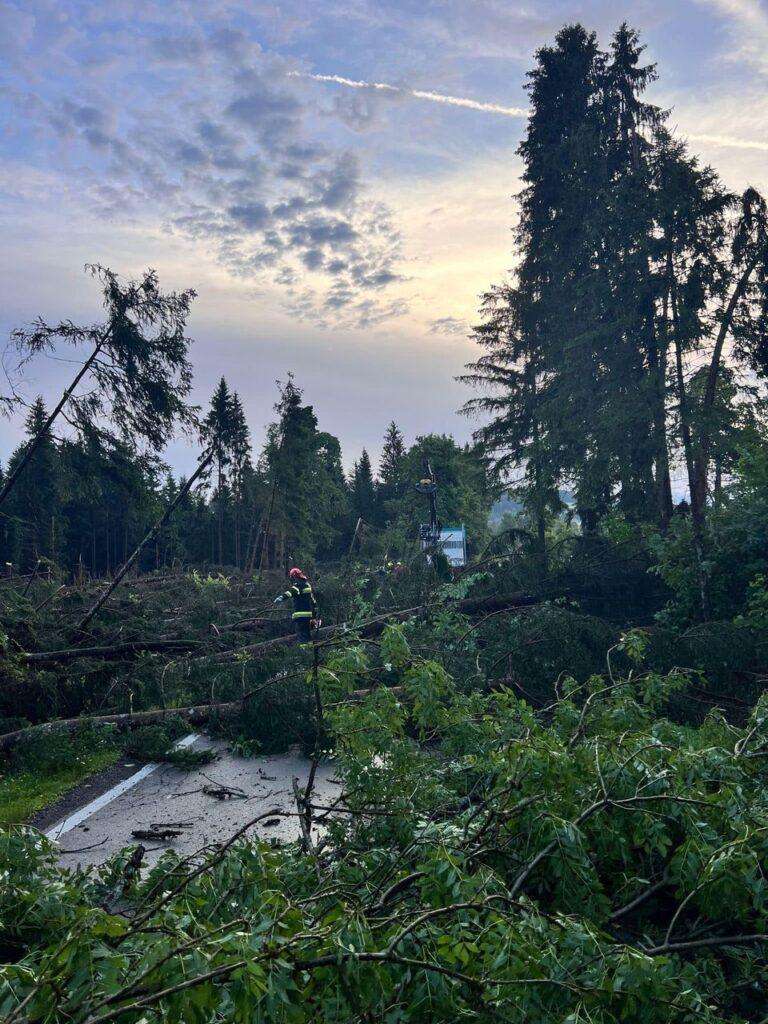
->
281, 579, 317, 621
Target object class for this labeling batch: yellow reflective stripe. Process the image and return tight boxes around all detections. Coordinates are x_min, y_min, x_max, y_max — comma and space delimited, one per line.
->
292, 611, 313, 619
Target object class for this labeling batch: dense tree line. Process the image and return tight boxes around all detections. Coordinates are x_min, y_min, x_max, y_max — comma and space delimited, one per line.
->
0, 380, 491, 578
463, 23, 768, 617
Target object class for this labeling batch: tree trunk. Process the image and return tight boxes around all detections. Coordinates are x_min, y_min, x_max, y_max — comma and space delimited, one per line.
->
650, 287, 673, 530
669, 260, 709, 619
692, 253, 760, 516
255, 473, 280, 579
25, 639, 202, 665
203, 590, 542, 665
234, 501, 241, 569
714, 456, 723, 509
0, 701, 236, 756
217, 459, 224, 566
530, 397, 548, 576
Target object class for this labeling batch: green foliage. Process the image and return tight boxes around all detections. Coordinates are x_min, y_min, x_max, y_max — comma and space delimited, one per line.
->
650, 454, 768, 627
5, 653, 768, 1021
264, 376, 351, 563
0, 724, 120, 826
217, 670, 318, 755
122, 722, 216, 768
736, 574, 768, 630
478, 603, 618, 700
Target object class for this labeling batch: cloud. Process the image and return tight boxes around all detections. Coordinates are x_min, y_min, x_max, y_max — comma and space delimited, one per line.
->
429, 316, 469, 336
695, 0, 768, 74
228, 201, 272, 229
1, 17, 409, 329
685, 132, 768, 153
289, 71, 529, 119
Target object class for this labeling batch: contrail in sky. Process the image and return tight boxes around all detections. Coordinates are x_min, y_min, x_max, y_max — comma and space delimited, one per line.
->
288, 71, 529, 118
686, 132, 768, 152
291, 71, 768, 152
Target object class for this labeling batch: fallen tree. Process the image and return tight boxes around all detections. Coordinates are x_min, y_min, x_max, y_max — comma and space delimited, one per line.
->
0, 680, 399, 756
204, 591, 540, 664
23, 639, 203, 665
5, 648, 768, 1022
76, 448, 214, 634
23, 591, 539, 667
0, 702, 236, 756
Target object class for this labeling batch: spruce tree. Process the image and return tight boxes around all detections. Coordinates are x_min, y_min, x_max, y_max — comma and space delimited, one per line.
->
515, 24, 613, 532
4, 397, 61, 570
1, 265, 196, 509
228, 392, 252, 567
350, 449, 379, 525
463, 21, 753, 549
378, 422, 407, 510
202, 378, 237, 565
263, 376, 349, 564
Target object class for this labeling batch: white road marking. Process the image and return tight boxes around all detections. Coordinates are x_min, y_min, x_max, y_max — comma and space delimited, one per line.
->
45, 734, 199, 842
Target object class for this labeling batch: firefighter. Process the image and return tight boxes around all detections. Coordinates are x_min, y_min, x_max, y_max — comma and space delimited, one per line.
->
274, 567, 318, 643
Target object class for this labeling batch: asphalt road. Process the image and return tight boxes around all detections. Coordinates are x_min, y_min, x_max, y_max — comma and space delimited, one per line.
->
49, 736, 339, 871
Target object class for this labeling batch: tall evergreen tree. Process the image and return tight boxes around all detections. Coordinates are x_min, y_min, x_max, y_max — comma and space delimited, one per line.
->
514, 24, 613, 532
463, 20, 766, 564
315, 432, 351, 559
263, 376, 349, 565
228, 392, 252, 567
378, 422, 407, 507
4, 398, 61, 570
201, 378, 238, 564
461, 285, 560, 564
350, 449, 379, 525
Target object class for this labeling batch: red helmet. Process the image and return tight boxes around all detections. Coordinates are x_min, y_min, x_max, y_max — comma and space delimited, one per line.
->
289, 567, 305, 580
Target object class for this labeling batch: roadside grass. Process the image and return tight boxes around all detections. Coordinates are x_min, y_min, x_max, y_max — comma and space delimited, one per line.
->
0, 717, 207, 827
0, 747, 121, 827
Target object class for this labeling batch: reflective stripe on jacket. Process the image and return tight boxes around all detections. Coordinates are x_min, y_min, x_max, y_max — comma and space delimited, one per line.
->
282, 581, 317, 620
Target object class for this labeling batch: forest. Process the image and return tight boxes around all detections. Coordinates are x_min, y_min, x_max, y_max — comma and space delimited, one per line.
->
2, 21, 768, 1024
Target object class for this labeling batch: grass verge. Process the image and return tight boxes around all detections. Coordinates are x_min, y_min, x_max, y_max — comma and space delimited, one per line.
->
0, 747, 121, 827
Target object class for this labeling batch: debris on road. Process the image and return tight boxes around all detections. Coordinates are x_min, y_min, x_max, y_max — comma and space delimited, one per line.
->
202, 783, 248, 800
131, 827, 184, 841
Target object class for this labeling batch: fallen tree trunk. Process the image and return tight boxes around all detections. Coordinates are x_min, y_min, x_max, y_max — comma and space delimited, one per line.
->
0, 681, 404, 755
0, 702, 237, 755
217, 617, 286, 634
23, 639, 203, 665
24, 592, 539, 667
76, 448, 215, 634
204, 591, 539, 664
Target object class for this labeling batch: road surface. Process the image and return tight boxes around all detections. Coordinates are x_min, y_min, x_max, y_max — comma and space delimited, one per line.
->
46, 736, 339, 871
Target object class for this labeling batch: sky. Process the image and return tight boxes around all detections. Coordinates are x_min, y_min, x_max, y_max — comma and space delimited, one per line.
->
1, 0, 767, 476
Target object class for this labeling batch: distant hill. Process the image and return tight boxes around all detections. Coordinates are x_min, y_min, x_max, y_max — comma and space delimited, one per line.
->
488, 491, 523, 526
489, 490, 574, 526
